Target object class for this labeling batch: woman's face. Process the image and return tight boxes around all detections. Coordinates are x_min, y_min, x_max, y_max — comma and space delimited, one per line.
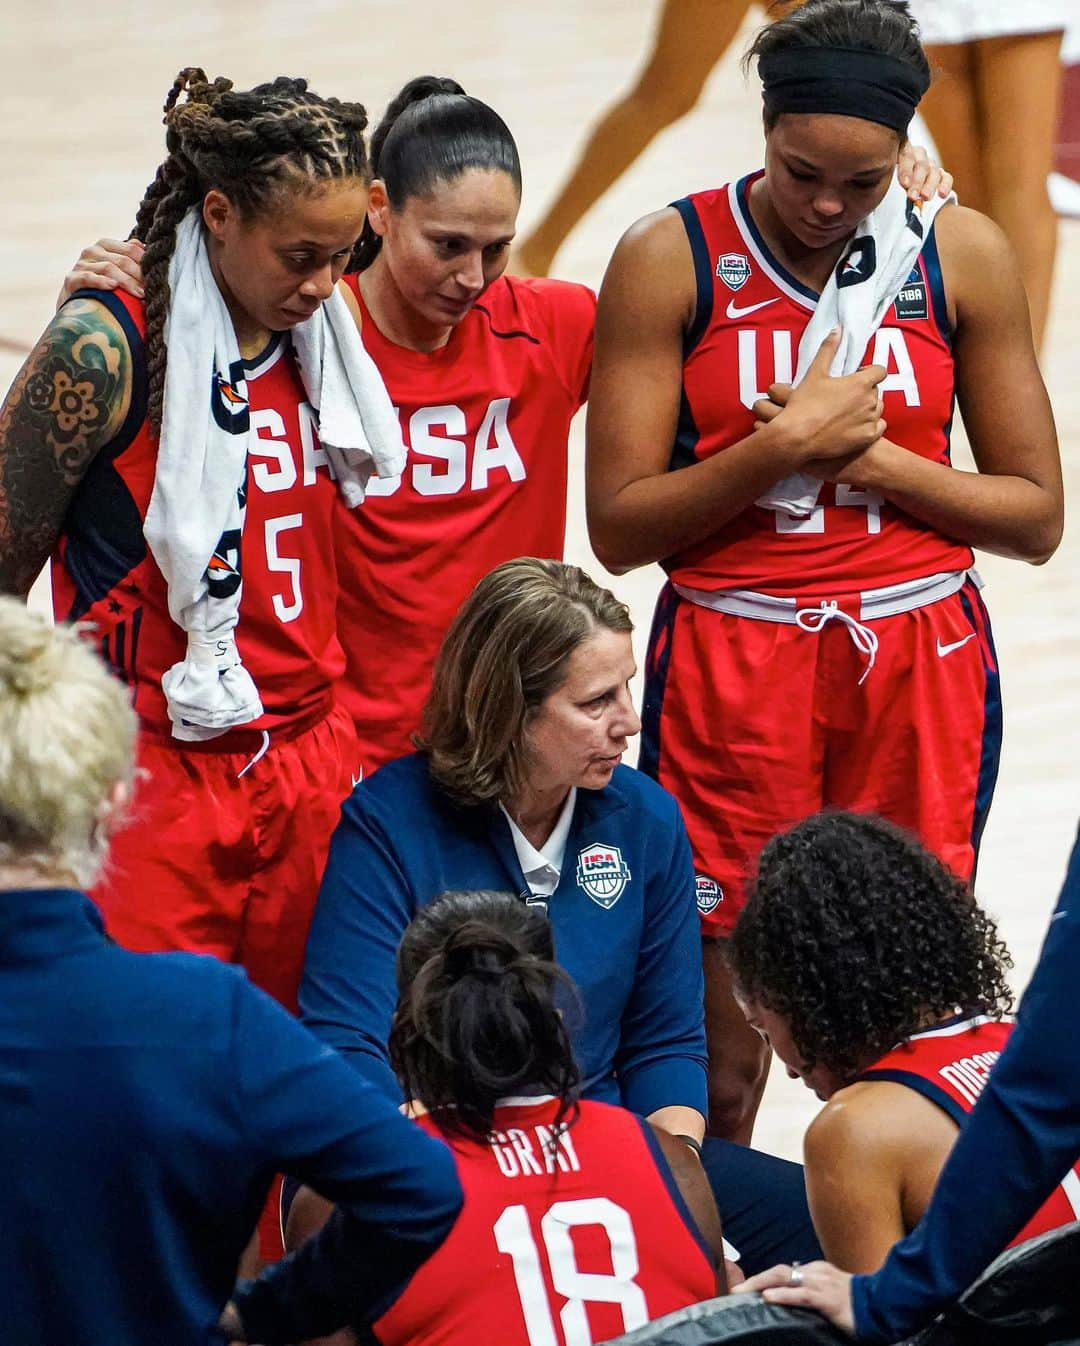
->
205, 177, 368, 334
736, 993, 843, 1102
522, 628, 640, 796
763, 113, 900, 250
369, 166, 519, 328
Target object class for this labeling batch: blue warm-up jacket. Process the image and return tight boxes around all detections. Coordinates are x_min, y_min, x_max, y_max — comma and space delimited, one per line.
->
0, 887, 461, 1346
300, 755, 708, 1120
853, 825, 1080, 1340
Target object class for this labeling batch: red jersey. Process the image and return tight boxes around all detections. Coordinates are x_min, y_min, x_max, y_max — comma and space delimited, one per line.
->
667, 174, 973, 597
371, 1097, 715, 1346
52, 290, 346, 735
336, 272, 595, 769
861, 1015, 1080, 1245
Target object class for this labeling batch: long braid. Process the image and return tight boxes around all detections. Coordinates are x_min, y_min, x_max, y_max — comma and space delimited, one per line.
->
131, 69, 370, 433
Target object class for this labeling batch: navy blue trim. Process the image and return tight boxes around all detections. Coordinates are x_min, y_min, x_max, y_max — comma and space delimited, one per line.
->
240, 330, 286, 374
960, 584, 1003, 872
634, 1114, 715, 1269
669, 389, 702, 472
671, 197, 714, 356
639, 584, 680, 782
857, 1068, 968, 1127
734, 175, 820, 303
472, 303, 541, 345
69, 288, 148, 458
921, 221, 953, 350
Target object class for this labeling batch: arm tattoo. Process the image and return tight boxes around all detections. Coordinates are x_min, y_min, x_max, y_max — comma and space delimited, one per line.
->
0, 298, 133, 595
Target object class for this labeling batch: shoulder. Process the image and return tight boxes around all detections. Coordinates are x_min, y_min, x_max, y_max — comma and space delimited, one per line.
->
930, 204, 1021, 299
604, 764, 685, 827
104, 945, 252, 1043
609, 206, 694, 273
805, 1081, 928, 1169
477, 273, 596, 342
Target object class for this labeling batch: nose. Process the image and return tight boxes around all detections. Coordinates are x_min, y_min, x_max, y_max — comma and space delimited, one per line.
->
299, 262, 336, 303
811, 189, 844, 219
787, 1066, 801, 1081
613, 686, 641, 741
454, 250, 485, 295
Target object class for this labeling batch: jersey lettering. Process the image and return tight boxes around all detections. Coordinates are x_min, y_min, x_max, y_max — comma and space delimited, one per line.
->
366, 399, 528, 499
870, 328, 921, 406
738, 329, 794, 409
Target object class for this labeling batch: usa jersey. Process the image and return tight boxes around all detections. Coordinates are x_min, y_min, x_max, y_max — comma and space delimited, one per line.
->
52, 291, 346, 734
371, 1097, 715, 1346
860, 1015, 1080, 1245
668, 174, 973, 597
336, 273, 595, 768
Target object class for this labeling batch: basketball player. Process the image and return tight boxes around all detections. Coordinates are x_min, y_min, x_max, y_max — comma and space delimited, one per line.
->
0, 70, 375, 1012
252, 890, 722, 1346
728, 811, 1080, 1273
585, 0, 1063, 1142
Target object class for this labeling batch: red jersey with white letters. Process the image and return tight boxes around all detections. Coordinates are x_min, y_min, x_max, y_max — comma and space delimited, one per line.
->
667, 173, 973, 596
861, 1015, 1080, 1245
371, 1097, 715, 1346
337, 272, 595, 769
52, 290, 346, 734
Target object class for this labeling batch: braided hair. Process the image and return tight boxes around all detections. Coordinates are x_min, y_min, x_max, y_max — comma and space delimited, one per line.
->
132, 68, 370, 431
351, 75, 522, 273
389, 890, 581, 1142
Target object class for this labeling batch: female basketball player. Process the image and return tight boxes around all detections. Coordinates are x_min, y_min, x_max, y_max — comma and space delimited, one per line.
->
263, 889, 723, 1346
0, 68, 384, 1013
585, 0, 1063, 1143
729, 811, 1080, 1273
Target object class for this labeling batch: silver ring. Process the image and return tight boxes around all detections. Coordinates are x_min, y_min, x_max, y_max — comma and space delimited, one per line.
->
788, 1263, 804, 1289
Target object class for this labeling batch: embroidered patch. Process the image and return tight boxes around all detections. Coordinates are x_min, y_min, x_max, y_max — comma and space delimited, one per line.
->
695, 874, 723, 915
716, 252, 751, 291
893, 265, 929, 321
576, 844, 632, 908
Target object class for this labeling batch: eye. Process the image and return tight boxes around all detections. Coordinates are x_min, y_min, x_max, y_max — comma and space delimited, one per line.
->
788, 168, 815, 183
484, 241, 509, 258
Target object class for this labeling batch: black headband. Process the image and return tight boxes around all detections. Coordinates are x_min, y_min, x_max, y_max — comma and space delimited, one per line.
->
759, 47, 929, 134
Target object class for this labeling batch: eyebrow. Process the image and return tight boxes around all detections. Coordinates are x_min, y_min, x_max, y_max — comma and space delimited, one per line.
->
785, 152, 891, 180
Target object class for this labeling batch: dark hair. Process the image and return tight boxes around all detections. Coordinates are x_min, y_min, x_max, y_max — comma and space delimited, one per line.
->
132, 68, 370, 431
389, 890, 580, 1141
746, 0, 930, 130
351, 75, 522, 273
728, 812, 1013, 1083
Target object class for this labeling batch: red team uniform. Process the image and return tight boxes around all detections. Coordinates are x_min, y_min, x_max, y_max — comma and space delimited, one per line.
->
52, 290, 357, 1010
337, 272, 595, 771
860, 1014, 1080, 1243
370, 1097, 716, 1346
640, 175, 1001, 935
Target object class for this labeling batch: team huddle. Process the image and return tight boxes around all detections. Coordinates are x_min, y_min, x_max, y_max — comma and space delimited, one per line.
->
0, 0, 1071, 1343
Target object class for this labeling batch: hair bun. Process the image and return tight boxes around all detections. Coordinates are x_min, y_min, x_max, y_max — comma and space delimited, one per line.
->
0, 608, 61, 697
442, 919, 524, 981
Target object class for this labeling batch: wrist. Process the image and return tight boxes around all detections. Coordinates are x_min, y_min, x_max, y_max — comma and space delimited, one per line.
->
755, 416, 806, 472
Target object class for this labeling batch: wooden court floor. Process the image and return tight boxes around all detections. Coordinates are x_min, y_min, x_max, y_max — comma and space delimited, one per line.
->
2, 1, 1077, 1160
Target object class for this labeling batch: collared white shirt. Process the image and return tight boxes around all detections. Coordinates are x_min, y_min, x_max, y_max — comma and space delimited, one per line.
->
499, 788, 577, 899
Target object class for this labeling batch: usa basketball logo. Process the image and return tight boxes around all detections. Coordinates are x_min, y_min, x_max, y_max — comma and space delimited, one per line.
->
716, 253, 751, 292
576, 844, 632, 909
695, 874, 723, 916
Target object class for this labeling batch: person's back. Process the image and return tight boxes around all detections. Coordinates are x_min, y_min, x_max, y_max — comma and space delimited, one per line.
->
371, 1097, 716, 1346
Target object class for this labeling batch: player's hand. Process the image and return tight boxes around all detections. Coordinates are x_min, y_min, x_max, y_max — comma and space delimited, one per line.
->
732, 1261, 856, 1335
218, 1300, 247, 1342
769, 331, 886, 463
55, 238, 145, 311
898, 143, 953, 203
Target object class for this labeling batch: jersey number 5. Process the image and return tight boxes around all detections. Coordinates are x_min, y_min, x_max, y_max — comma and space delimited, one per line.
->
265, 514, 304, 623
494, 1197, 649, 1346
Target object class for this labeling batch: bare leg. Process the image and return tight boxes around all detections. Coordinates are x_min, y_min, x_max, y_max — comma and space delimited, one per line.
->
515, 0, 754, 276
974, 31, 1064, 351
915, 42, 988, 214
703, 938, 770, 1143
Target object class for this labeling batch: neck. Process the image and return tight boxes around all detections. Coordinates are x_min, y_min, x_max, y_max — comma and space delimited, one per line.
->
0, 862, 79, 890
357, 259, 454, 353
207, 249, 273, 358
504, 783, 570, 850
748, 177, 852, 293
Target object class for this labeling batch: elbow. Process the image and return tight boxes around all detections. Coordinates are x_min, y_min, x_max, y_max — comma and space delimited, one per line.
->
1024, 510, 1064, 566
587, 517, 645, 576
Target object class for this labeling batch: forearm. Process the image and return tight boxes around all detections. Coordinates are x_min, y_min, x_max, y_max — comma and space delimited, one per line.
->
647, 1104, 706, 1143
589, 422, 797, 573
861, 439, 1062, 563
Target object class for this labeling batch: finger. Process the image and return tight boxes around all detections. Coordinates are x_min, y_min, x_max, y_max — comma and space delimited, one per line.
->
752, 399, 783, 423
807, 327, 842, 374
761, 1286, 823, 1308
733, 1264, 794, 1294
938, 171, 954, 199
95, 237, 144, 259
860, 362, 888, 386
765, 382, 793, 405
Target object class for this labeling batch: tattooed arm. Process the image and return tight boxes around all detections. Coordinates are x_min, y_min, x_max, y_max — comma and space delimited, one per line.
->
0, 298, 133, 595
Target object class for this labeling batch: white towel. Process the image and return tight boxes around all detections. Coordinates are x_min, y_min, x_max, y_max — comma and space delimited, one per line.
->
145, 209, 405, 741
756, 181, 954, 519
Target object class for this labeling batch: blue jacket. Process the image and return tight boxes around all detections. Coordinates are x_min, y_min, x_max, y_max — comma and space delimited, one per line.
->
300, 755, 708, 1120
0, 887, 461, 1346
853, 827, 1080, 1340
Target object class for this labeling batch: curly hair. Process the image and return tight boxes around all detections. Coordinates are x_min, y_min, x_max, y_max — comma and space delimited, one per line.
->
728, 812, 1013, 1083
132, 67, 370, 431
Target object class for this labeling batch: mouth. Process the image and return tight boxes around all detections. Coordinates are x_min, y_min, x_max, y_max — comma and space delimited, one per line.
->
801, 218, 849, 239
279, 305, 320, 324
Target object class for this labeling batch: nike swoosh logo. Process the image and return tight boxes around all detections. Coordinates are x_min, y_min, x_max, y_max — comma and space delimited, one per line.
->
725, 297, 778, 320
936, 633, 977, 657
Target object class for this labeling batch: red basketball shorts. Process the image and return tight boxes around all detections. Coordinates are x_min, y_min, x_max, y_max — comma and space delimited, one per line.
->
93, 699, 359, 1012
640, 575, 1001, 937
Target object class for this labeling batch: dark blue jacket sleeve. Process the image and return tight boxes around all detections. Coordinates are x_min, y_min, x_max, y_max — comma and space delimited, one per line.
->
229, 978, 462, 1342
615, 793, 708, 1119
298, 789, 414, 1102
852, 827, 1080, 1342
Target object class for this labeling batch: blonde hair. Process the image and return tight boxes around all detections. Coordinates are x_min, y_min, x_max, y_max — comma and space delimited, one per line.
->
419, 558, 633, 804
0, 599, 136, 887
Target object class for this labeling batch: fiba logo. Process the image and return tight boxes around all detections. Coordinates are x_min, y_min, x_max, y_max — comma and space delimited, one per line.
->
576, 844, 632, 909
695, 874, 723, 916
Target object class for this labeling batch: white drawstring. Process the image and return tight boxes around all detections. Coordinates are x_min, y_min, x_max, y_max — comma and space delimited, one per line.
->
795, 600, 879, 684
236, 729, 271, 779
